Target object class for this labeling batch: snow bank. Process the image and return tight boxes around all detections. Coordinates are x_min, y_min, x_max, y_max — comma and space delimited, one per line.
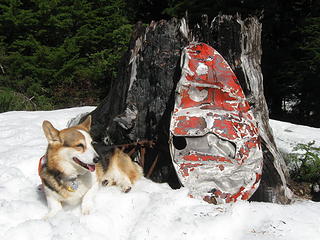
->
0, 107, 319, 240
270, 119, 320, 154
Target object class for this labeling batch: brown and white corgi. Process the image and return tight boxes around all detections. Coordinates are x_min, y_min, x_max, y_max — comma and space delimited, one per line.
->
39, 115, 143, 218
96, 147, 143, 193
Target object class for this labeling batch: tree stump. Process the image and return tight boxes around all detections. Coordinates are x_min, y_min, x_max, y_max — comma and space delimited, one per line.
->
194, 15, 292, 203
89, 15, 292, 203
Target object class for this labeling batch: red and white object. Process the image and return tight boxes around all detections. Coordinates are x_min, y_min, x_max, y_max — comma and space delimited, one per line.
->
169, 42, 263, 203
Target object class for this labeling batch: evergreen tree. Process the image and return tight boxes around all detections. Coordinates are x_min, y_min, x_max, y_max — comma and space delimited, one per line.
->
0, 0, 132, 110
290, 16, 320, 126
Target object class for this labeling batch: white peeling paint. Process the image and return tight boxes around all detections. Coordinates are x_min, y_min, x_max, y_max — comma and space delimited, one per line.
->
196, 62, 208, 76
188, 87, 208, 102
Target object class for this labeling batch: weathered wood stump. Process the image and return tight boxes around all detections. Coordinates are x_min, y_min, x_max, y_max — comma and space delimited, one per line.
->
89, 15, 292, 203
194, 15, 292, 203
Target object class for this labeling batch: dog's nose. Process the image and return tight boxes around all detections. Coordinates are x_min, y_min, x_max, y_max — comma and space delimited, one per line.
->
93, 156, 100, 163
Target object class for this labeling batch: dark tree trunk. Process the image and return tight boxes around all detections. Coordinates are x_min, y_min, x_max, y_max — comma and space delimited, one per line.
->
194, 15, 292, 203
89, 15, 292, 203
91, 19, 188, 187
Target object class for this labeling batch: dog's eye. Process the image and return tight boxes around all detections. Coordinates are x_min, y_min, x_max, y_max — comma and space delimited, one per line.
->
76, 143, 84, 148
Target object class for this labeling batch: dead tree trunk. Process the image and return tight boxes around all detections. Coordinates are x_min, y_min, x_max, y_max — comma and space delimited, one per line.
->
91, 19, 188, 187
193, 15, 292, 203
90, 15, 292, 203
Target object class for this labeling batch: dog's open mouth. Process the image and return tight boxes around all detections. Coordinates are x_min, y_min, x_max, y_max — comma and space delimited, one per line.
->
73, 157, 95, 172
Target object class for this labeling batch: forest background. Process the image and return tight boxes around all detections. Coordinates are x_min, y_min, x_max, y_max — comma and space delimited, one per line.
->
0, 0, 319, 127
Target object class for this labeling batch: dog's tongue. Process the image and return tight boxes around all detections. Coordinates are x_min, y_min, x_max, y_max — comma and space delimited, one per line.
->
87, 164, 95, 172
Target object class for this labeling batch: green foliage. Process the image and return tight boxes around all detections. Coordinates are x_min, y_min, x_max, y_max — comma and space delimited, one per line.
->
287, 141, 320, 183
0, 87, 53, 112
0, 0, 132, 109
291, 17, 320, 124
163, 0, 262, 22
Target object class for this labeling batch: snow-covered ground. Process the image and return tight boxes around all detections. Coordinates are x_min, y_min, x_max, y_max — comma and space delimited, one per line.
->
270, 119, 320, 154
0, 107, 320, 240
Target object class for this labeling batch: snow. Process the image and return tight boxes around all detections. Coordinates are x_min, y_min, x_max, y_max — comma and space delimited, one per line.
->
270, 119, 320, 154
1, 107, 320, 240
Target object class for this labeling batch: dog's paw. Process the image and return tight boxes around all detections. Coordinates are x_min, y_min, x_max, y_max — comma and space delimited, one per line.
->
81, 203, 93, 215
82, 207, 91, 215
43, 211, 58, 220
124, 186, 132, 193
102, 178, 116, 186
120, 184, 132, 193
102, 179, 109, 186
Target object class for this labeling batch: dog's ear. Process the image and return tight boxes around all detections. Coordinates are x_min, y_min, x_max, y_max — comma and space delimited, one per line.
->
42, 120, 61, 144
79, 115, 92, 132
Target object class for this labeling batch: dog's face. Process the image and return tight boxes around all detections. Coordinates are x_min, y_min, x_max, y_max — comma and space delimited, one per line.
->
42, 115, 99, 172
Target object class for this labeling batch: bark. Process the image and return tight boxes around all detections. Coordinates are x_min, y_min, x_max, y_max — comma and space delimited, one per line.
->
193, 15, 292, 203
90, 19, 188, 188
89, 15, 292, 203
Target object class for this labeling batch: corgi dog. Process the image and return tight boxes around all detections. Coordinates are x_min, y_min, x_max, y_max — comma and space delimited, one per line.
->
96, 147, 143, 193
39, 115, 143, 218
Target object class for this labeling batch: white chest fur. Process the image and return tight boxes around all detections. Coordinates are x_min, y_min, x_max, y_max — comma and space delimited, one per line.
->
64, 172, 95, 205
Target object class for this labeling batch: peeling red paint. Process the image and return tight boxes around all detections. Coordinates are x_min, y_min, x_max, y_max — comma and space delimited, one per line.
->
218, 164, 224, 171
173, 116, 207, 135
241, 191, 251, 200
170, 42, 263, 204
183, 154, 233, 164
214, 189, 222, 197
179, 162, 203, 177
230, 187, 245, 201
